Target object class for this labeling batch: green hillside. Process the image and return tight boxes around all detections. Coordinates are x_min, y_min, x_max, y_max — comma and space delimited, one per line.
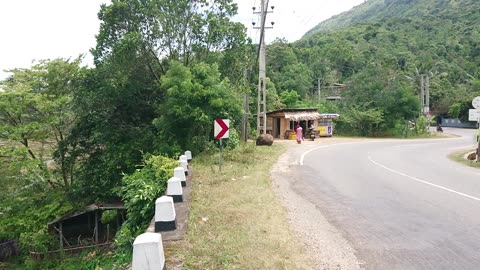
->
305, 0, 479, 36
266, 0, 480, 135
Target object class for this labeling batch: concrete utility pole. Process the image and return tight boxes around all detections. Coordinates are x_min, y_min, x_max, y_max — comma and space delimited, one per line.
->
241, 67, 249, 142
253, 0, 273, 136
419, 74, 431, 132
318, 77, 321, 102
242, 93, 249, 142
420, 75, 425, 115
425, 74, 430, 111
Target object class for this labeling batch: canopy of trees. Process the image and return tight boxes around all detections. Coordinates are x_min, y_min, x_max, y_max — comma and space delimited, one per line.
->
0, 1, 252, 265
266, 0, 480, 135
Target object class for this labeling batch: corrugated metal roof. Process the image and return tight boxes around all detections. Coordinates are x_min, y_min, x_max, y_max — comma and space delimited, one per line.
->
48, 203, 125, 226
283, 111, 322, 121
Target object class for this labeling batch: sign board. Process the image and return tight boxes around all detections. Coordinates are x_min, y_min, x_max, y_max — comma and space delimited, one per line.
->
214, 119, 229, 139
473, 96, 480, 109
469, 109, 480, 122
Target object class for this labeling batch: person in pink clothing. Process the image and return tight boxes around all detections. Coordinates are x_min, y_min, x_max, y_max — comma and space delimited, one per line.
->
296, 125, 303, 144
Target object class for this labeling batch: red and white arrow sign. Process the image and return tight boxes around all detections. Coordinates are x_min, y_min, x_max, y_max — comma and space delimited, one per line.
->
214, 119, 229, 139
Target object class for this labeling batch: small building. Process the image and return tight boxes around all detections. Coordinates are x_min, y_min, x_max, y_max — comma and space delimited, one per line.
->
317, 113, 340, 137
46, 203, 126, 255
266, 108, 322, 139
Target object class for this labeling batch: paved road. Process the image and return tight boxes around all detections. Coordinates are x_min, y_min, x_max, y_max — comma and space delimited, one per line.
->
298, 128, 480, 270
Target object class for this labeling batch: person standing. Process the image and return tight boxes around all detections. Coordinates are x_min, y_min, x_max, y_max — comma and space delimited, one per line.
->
296, 125, 303, 144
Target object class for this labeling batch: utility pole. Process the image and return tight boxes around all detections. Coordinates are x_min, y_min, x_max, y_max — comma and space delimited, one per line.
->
425, 74, 430, 131
420, 74, 425, 115
242, 93, 249, 142
318, 77, 321, 102
425, 74, 430, 111
241, 67, 249, 143
253, 0, 273, 136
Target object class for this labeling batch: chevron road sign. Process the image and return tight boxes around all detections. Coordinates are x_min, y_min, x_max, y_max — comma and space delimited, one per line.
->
214, 119, 229, 140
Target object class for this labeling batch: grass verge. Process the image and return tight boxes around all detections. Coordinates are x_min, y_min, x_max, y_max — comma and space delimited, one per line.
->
448, 149, 480, 169
166, 142, 311, 269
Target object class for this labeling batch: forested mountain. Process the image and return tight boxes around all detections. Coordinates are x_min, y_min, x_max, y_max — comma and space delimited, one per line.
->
305, 0, 479, 35
267, 0, 480, 135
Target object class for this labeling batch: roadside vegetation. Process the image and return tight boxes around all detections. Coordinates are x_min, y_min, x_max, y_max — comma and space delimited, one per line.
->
449, 150, 480, 169
167, 142, 311, 269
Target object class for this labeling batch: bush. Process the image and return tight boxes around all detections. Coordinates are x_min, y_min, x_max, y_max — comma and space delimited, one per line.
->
115, 154, 177, 251
224, 128, 240, 150
0, 187, 75, 254
417, 115, 428, 135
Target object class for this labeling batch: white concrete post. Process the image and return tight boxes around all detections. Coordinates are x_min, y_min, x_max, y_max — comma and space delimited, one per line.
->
166, 177, 183, 203
174, 167, 186, 187
185, 150, 192, 162
132, 232, 166, 270
179, 160, 189, 176
179, 155, 188, 171
155, 196, 176, 232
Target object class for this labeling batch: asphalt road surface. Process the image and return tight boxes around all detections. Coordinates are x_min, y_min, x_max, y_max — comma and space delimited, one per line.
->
299, 128, 480, 270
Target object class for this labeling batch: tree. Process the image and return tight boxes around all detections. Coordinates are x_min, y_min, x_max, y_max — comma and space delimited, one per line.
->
63, 0, 248, 201
93, 0, 247, 73
277, 63, 313, 97
341, 105, 385, 136
279, 90, 301, 108
0, 58, 84, 189
154, 61, 242, 154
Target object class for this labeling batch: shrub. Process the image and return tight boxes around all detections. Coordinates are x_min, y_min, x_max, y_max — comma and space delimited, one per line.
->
115, 154, 177, 251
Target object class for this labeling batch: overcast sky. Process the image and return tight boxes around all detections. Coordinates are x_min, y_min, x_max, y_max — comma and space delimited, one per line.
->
0, 0, 364, 80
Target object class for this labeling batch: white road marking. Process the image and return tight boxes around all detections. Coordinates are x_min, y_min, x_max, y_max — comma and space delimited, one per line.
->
299, 142, 363, 165
368, 155, 480, 202
300, 138, 454, 165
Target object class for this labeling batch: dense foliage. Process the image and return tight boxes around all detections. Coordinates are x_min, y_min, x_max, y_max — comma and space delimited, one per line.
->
2, 0, 480, 267
64, 0, 249, 202
115, 154, 177, 252
0, 0, 250, 266
267, 0, 480, 135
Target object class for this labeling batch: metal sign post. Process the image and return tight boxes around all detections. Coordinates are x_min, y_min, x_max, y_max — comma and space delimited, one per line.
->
214, 119, 230, 172
219, 139, 223, 172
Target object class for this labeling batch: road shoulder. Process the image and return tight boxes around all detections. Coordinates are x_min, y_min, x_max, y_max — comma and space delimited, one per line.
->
271, 139, 363, 270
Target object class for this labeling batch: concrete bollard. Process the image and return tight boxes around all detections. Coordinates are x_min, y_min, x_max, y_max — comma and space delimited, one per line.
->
166, 177, 183, 203
179, 160, 189, 176
179, 155, 188, 170
155, 196, 176, 232
174, 167, 187, 187
132, 232, 166, 270
185, 150, 192, 162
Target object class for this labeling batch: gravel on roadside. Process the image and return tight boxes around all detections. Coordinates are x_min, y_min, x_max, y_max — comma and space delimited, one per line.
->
271, 139, 363, 270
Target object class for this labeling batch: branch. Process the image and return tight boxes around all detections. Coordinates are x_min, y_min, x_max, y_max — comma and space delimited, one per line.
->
20, 136, 37, 160
4, 111, 19, 126
148, 48, 166, 75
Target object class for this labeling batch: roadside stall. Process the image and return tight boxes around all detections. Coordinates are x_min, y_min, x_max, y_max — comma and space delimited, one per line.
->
317, 114, 339, 137
266, 108, 322, 140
